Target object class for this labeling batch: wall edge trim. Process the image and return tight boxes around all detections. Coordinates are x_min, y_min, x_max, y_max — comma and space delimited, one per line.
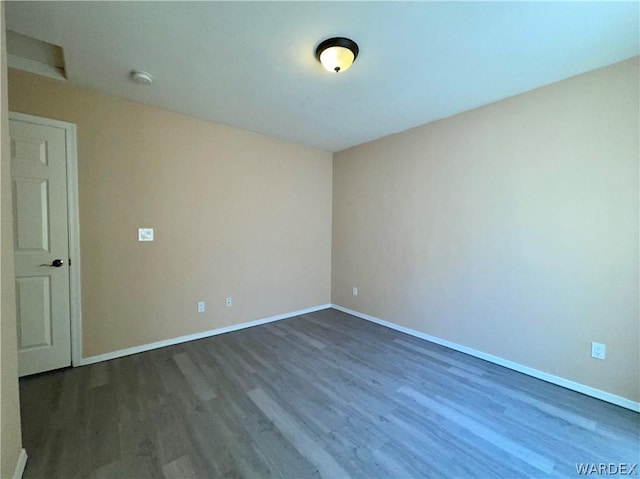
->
331, 304, 640, 413
80, 304, 332, 366
12, 449, 27, 479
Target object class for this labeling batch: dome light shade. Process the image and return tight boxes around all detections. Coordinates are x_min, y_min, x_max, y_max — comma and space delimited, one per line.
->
315, 37, 359, 73
131, 70, 153, 85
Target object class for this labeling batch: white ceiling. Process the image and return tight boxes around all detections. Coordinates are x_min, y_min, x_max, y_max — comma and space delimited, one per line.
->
6, 1, 639, 152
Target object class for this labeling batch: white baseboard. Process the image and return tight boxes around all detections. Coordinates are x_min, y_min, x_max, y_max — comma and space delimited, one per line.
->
80, 304, 332, 366
12, 449, 27, 479
331, 304, 640, 413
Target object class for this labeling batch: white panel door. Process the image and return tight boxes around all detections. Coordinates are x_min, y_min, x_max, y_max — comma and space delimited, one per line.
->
10, 118, 71, 376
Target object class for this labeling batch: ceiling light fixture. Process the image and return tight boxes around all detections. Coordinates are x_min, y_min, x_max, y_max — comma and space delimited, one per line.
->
315, 37, 359, 73
130, 70, 153, 85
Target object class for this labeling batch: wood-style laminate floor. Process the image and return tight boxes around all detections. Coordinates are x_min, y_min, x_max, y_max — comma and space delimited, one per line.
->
20, 308, 639, 478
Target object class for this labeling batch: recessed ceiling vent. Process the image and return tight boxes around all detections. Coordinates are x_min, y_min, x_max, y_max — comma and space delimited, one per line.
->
6, 30, 66, 81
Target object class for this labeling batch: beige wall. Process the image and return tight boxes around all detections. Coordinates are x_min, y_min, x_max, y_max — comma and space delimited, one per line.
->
333, 58, 639, 402
9, 69, 332, 357
1, 2, 24, 478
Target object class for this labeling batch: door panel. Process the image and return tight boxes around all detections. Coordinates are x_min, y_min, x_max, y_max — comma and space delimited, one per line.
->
16, 276, 52, 349
12, 135, 48, 166
13, 178, 50, 251
10, 119, 71, 376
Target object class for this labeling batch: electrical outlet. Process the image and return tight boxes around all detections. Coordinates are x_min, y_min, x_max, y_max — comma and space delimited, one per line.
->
353, 286, 358, 296
226, 297, 232, 307
197, 301, 205, 313
591, 342, 606, 360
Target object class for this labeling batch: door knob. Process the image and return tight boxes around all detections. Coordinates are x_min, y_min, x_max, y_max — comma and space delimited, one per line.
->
40, 259, 64, 267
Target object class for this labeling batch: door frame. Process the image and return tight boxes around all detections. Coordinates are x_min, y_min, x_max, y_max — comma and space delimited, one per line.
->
9, 112, 83, 368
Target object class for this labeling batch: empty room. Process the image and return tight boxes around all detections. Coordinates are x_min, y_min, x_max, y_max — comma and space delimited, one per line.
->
0, 2, 638, 478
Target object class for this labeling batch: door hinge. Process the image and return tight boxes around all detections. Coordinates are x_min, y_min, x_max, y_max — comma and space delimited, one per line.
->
69, 258, 72, 266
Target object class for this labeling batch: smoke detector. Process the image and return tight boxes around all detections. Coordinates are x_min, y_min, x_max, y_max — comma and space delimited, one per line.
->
130, 70, 153, 85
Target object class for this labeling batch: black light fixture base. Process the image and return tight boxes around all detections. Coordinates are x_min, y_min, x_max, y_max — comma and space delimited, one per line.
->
315, 37, 359, 63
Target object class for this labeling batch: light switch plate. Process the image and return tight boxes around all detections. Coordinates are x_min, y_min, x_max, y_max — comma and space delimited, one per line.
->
138, 228, 154, 241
